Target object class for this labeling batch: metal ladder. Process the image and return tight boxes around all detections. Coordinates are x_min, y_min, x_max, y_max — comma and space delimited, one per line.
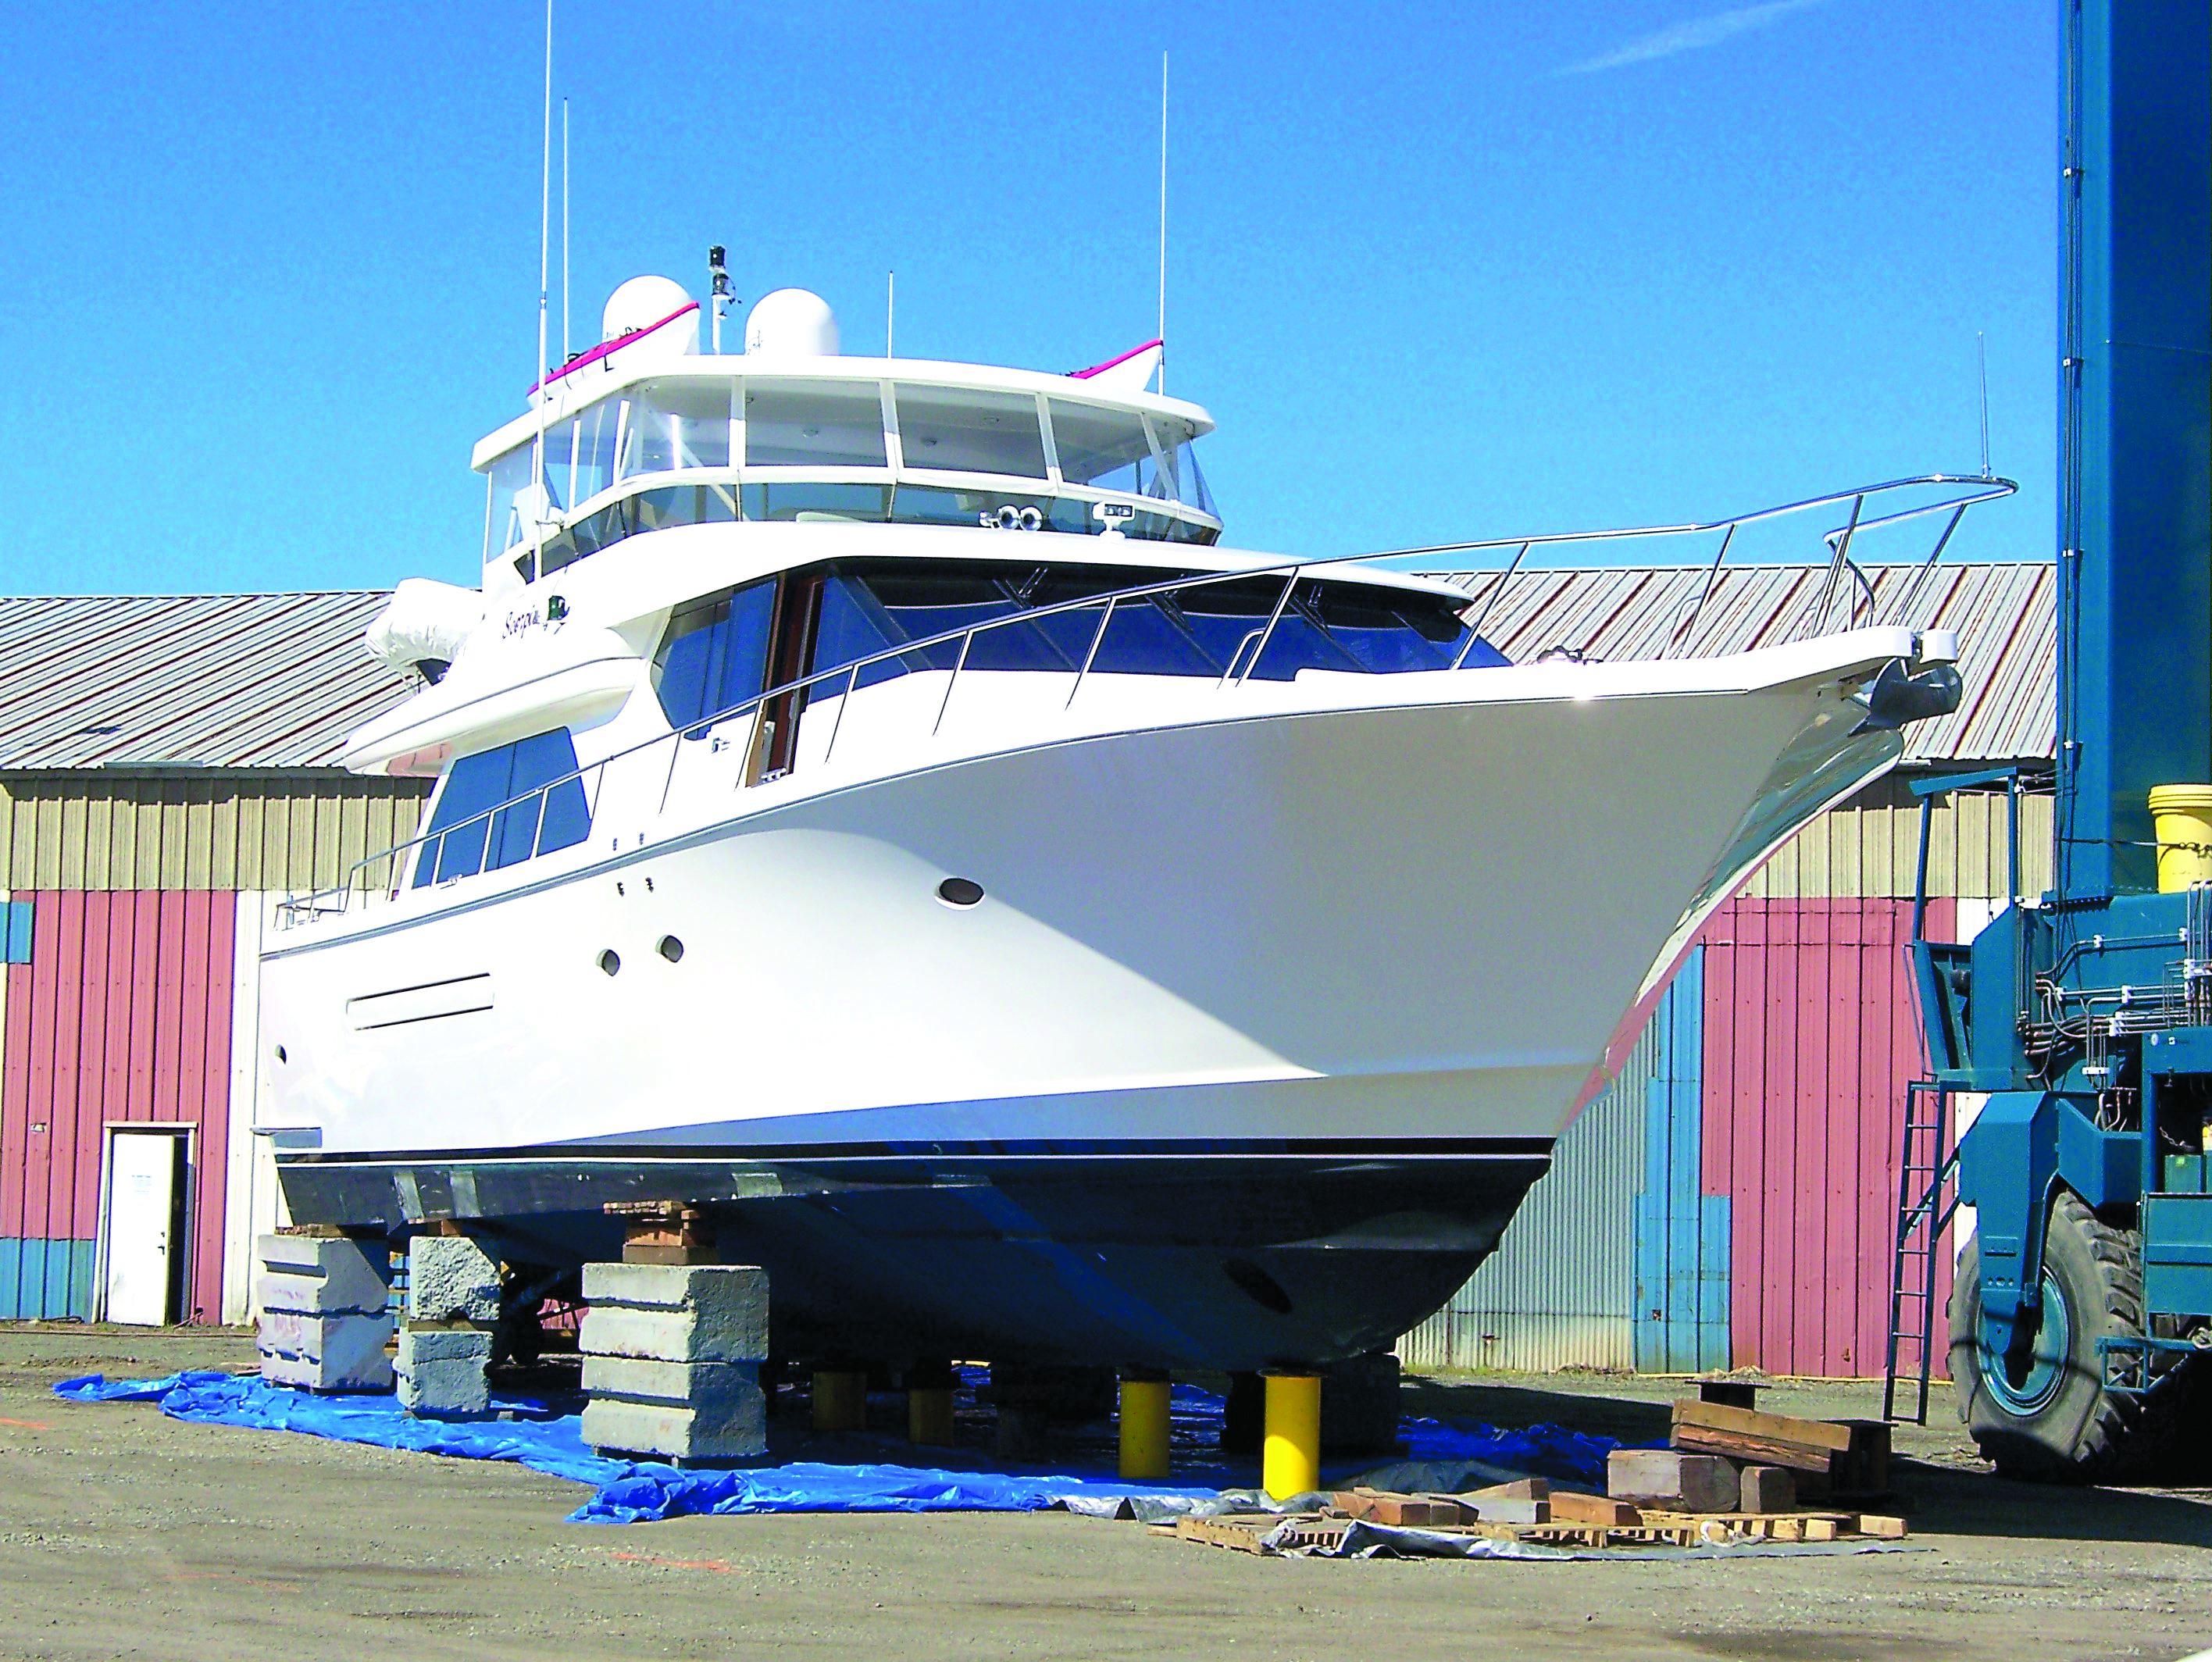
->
1882, 1078, 1960, 1425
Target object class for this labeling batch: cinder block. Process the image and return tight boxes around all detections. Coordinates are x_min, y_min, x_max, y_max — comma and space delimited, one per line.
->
579, 1306, 771, 1364
1739, 1464, 1797, 1513
582, 1393, 766, 1461
255, 1234, 390, 1316
405, 1235, 501, 1324
398, 1356, 491, 1417
1606, 1449, 1739, 1513
400, 1325, 494, 1364
582, 1354, 761, 1407
582, 1261, 766, 1318
396, 1322, 492, 1417
257, 1309, 394, 1392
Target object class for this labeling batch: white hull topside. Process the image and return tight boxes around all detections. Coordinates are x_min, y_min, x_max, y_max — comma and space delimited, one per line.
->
261, 625, 1916, 1164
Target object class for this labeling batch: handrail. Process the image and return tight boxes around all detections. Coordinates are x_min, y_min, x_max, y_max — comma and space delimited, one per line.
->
281, 472, 2018, 925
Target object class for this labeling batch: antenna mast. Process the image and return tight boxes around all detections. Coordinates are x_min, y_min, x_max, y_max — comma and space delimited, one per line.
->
1976, 331, 1992, 478
529, 0, 554, 580
562, 98, 570, 366
1158, 51, 1168, 396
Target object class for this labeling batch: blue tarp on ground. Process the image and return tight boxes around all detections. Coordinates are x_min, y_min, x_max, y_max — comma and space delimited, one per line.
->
54, 1370, 1629, 1526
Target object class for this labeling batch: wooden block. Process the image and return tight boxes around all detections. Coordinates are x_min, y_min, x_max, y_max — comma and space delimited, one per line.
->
1549, 1490, 1642, 1526
1327, 1491, 1457, 1526
1804, 1518, 1839, 1542
1468, 1477, 1550, 1501
1697, 1380, 1761, 1410
1671, 1398, 1850, 1473
1856, 1514, 1908, 1539
1607, 1449, 1739, 1513
1831, 1421, 1893, 1496
1738, 1464, 1797, 1513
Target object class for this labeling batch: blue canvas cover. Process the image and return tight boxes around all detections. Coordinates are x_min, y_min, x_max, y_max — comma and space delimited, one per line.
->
55, 1371, 1630, 1525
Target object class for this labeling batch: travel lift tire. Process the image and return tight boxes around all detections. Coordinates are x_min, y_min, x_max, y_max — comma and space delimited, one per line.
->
1949, 1189, 2186, 1482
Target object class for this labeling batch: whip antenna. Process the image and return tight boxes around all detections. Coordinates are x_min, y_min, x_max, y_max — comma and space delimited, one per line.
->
562, 97, 570, 365
1976, 331, 1992, 478
1158, 52, 1168, 395
528, 0, 554, 580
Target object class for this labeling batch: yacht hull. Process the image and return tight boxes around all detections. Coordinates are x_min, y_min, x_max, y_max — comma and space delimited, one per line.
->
265, 647, 1904, 1369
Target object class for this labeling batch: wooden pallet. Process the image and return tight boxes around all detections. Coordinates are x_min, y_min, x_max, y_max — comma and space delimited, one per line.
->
1172, 1514, 1350, 1554
1171, 1507, 1905, 1554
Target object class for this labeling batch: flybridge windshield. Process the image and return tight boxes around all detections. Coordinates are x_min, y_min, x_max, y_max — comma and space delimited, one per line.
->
487, 376, 1220, 575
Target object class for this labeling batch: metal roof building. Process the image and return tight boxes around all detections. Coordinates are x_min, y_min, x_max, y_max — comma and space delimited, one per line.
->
0, 593, 428, 1326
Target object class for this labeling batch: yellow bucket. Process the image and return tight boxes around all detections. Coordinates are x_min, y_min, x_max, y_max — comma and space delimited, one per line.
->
2149, 784, 2212, 892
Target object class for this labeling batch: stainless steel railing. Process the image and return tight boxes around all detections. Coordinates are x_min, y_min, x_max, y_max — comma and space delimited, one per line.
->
278, 472, 2015, 925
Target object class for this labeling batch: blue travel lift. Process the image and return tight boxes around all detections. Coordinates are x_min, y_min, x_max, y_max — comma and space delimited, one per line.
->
1882, 0, 2212, 1479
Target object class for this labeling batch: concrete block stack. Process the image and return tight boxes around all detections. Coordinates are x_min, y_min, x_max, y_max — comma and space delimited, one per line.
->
256, 1233, 394, 1392
397, 1235, 500, 1418
580, 1262, 769, 1464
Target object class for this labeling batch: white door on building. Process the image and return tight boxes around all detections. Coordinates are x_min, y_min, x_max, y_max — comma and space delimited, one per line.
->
105, 1131, 184, 1325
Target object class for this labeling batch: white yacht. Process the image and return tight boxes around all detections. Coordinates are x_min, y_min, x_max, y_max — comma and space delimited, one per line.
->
261, 275, 1992, 1372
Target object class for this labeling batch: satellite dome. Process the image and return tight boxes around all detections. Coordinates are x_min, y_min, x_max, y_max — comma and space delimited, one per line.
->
601, 275, 696, 343
746, 288, 840, 356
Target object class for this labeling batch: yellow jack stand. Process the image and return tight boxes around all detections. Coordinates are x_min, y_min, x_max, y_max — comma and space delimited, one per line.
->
1262, 1373, 1322, 1500
908, 1386, 956, 1446
1118, 1377, 1172, 1482
812, 1370, 867, 1432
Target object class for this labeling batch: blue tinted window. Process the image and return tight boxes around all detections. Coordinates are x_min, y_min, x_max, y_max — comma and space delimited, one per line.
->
656, 580, 776, 733
773, 559, 1508, 701
415, 729, 590, 888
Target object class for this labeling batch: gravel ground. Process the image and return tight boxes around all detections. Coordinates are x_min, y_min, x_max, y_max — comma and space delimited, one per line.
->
2, 1328, 2210, 1660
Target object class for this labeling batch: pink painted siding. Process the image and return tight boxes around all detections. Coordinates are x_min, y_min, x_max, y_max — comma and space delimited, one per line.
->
0, 891, 234, 1321
1699, 896, 1955, 1377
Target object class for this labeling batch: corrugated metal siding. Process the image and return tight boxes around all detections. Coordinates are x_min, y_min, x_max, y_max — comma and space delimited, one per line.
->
1421, 560, 2054, 766
1744, 790, 2051, 901
0, 773, 427, 893
0, 592, 413, 769
0, 890, 234, 1320
1399, 979, 1655, 1373
1700, 896, 1953, 1377
1634, 950, 1729, 1371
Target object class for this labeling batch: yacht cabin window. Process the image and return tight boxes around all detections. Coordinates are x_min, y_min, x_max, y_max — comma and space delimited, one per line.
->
413, 728, 591, 887
743, 381, 887, 467
894, 385, 1047, 478
639, 559, 1507, 736
654, 580, 777, 735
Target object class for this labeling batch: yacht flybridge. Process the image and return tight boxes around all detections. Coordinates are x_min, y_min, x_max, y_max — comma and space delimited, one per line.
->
261, 274, 2010, 1374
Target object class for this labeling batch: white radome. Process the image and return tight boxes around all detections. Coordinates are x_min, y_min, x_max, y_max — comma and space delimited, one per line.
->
601, 273, 694, 341
746, 287, 840, 356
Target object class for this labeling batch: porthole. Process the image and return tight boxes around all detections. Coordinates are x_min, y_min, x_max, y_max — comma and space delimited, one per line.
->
937, 877, 985, 908
598, 949, 622, 976
657, 934, 684, 963
273, 1044, 287, 1065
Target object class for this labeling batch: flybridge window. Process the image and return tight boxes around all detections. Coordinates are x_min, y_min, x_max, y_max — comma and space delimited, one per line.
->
1047, 401, 1153, 491
895, 385, 1047, 478
623, 383, 732, 475
654, 580, 777, 734
743, 381, 887, 467
413, 729, 590, 888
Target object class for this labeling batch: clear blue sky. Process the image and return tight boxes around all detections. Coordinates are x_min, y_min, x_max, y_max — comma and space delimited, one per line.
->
0, 1, 2055, 594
